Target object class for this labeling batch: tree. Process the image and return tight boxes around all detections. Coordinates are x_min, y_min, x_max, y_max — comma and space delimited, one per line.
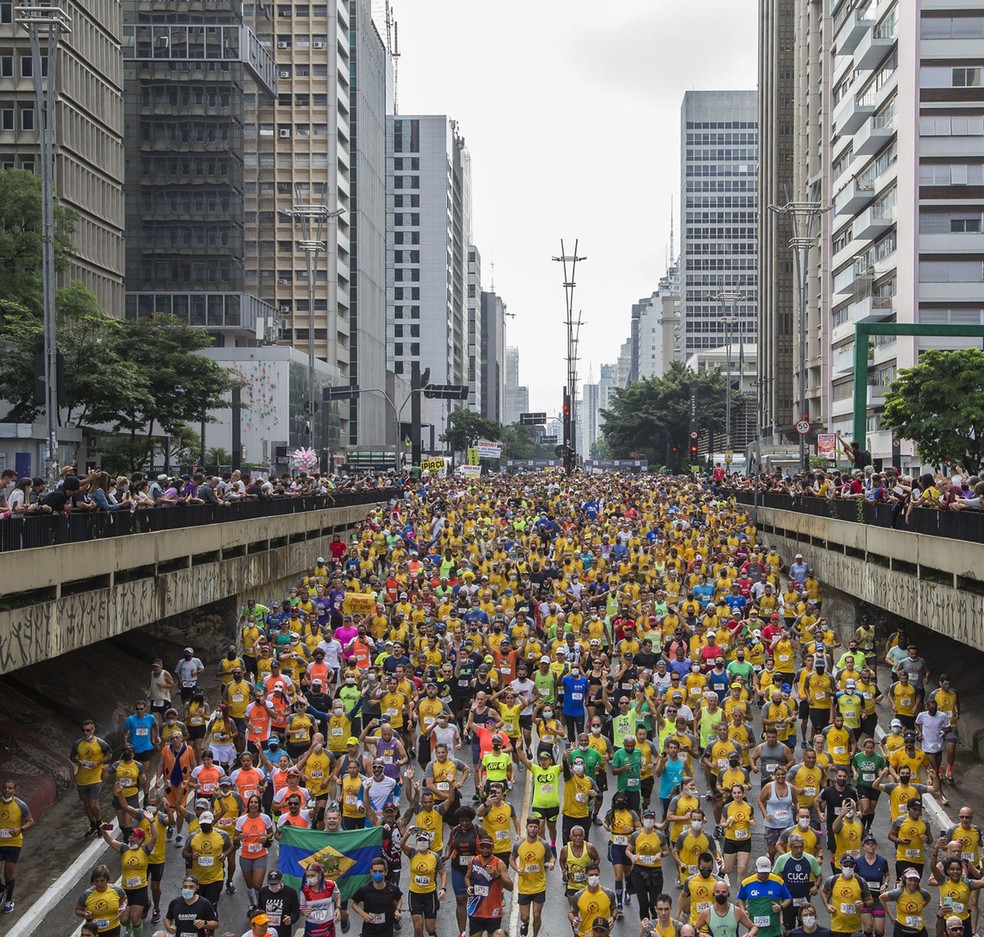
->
882, 347, 984, 473
601, 359, 741, 471
0, 169, 77, 315
499, 422, 556, 461
440, 409, 501, 454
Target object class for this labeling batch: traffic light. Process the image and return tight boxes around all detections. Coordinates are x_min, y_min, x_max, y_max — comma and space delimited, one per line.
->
689, 429, 698, 458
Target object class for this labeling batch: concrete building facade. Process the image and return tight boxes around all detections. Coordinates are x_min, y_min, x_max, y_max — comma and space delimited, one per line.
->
467, 245, 483, 415
385, 114, 469, 449
679, 90, 759, 358
480, 289, 505, 423
503, 345, 528, 426
0, 0, 125, 314
635, 262, 683, 379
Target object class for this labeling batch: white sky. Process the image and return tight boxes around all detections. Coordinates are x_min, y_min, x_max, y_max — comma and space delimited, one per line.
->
394, 0, 758, 415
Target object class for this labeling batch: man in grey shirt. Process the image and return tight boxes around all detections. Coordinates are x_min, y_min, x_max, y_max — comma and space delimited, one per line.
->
895, 645, 929, 705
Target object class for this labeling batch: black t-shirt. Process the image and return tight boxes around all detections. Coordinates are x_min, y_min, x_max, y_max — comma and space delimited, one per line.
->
40, 489, 69, 512
256, 884, 301, 929
353, 881, 402, 936
166, 896, 216, 937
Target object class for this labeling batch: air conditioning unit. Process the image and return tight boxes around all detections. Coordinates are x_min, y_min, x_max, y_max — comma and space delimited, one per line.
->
279, 69, 290, 78
278, 278, 290, 286
279, 128, 291, 138
312, 40, 325, 48
279, 304, 291, 313
276, 40, 288, 49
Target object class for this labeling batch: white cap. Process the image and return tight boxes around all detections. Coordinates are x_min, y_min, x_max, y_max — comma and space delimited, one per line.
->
540, 656, 551, 663
756, 856, 772, 872
200, 811, 215, 824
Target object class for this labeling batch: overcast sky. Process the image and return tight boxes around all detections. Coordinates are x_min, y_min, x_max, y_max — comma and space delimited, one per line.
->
393, 0, 757, 415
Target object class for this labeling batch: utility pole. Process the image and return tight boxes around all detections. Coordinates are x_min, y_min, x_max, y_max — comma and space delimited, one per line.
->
284, 191, 344, 457
716, 289, 744, 467
552, 240, 586, 474
18, 0, 70, 485
768, 201, 829, 473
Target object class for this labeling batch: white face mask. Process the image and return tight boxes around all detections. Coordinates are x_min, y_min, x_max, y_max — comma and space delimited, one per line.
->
306, 877, 320, 886
1, 795, 12, 804
643, 819, 655, 830
591, 726, 601, 735
841, 868, 854, 878
798, 818, 809, 829
587, 875, 601, 887
691, 820, 702, 831
333, 707, 344, 716
573, 764, 585, 776
801, 916, 816, 928
145, 806, 157, 817
543, 711, 553, 720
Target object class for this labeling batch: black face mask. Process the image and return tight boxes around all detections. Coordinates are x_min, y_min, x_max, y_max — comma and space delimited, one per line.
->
715, 894, 729, 906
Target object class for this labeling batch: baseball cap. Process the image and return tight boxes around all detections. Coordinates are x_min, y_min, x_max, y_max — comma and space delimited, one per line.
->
840, 854, 857, 866
591, 919, 611, 933
903, 868, 920, 879
251, 912, 270, 926
195, 798, 210, 809
540, 656, 551, 663
129, 828, 145, 840
890, 718, 903, 728
780, 683, 792, 693
184, 646, 194, 654
845, 679, 856, 688
267, 870, 283, 883
908, 798, 923, 809
219, 776, 232, 786
347, 737, 360, 747
756, 856, 772, 872
200, 811, 214, 824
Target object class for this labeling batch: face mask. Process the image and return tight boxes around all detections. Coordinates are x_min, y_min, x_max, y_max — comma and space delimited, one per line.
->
346, 677, 356, 685
591, 725, 601, 735
691, 820, 702, 831
798, 818, 809, 829
842, 868, 854, 878
643, 819, 655, 830
372, 871, 385, 883
543, 711, 553, 719
573, 764, 585, 776
802, 916, 816, 928
699, 868, 712, 878
845, 810, 855, 819
184, 653, 193, 661
587, 875, 601, 887
227, 652, 236, 661
306, 876, 320, 886
0, 795, 11, 804
715, 894, 728, 906
181, 888, 195, 900
145, 806, 157, 817
333, 707, 344, 716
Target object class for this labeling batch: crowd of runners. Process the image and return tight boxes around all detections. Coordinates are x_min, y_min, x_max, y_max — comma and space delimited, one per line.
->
0, 472, 978, 937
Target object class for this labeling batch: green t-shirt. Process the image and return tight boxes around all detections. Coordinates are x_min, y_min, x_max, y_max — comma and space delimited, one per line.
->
569, 746, 603, 781
611, 747, 642, 793
482, 751, 512, 782
534, 670, 556, 704
612, 707, 641, 747
531, 764, 563, 808
726, 660, 755, 686
852, 750, 886, 789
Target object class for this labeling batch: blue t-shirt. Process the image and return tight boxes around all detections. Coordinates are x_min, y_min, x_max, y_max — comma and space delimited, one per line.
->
659, 755, 687, 799
855, 853, 889, 907
124, 713, 157, 754
561, 674, 589, 716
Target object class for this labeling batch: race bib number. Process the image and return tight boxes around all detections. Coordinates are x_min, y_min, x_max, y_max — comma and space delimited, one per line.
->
540, 783, 554, 794
573, 869, 587, 881
125, 876, 142, 888
734, 828, 749, 840
575, 792, 589, 804
309, 908, 330, 923
773, 809, 790, 823
423, 716, 436, 726
803, 787, 816, 797
525, 863, 540, 874
815, 691, 826, 700
0, 829, 13, 839
905, 848, 921, 859
291, 730, 307, 741
571, 692, 583, 702
382, 755, 394, 764
247, 842, 263, 854
197, 856, 214, 867
840, 902, 858, 915
504, 722, 515, 734
94, 920, 111, 930
345, 795, 359, 806
136, 727, 149, 737
331, 728, 343, 736
436, 781, 450, 792
628, 777, 640, 788
367, 913, 385, 924
182, 680, 196, 688
638, 854, 657, 866
414, 874, 432, 887
905, 917, 922, 928
612, 835, 628, 846
387, 708, 398, 717
793, 898, 808, 908
495, 830, 509, 840
861, 773, 875, 784
832, 746, 846, 756
696, 902, 711, 913
754, 916, 772, 927
232, 694, 244, 703
962, 852, 975, 863
472, 884, 489, 897
541, 733, 555, 743
945, 900, 965, 913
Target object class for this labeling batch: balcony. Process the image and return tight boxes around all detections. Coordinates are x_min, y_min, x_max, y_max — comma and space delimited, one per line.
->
835, 7, 874, 55
831, 295, 894, 344
834, 178, 876, 216
867, 384, 886, 407
855, 114, 896, 155
832, 341, 856, 377
853, 204, 895, 240
855, 27, 896, 70
833, 92, 876, 136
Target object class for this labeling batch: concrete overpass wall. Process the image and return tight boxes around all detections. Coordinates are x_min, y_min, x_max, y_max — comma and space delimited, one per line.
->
751, 503, 984, 651
0, 499, 389, 675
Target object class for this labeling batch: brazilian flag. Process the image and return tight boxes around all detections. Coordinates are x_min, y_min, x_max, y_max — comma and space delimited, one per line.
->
277, 826, 384, 901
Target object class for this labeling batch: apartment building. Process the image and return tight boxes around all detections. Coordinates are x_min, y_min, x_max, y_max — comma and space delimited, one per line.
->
0, 0, 124, 314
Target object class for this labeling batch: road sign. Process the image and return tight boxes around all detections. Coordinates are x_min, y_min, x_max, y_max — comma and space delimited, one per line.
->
519, 412, 547, 425
796, 419, 810, 435
422, 383, 470, 400
724, 450, 733, 464
323, 384, 360, 401
541, 435, 558, 444
689, 430, 698, 441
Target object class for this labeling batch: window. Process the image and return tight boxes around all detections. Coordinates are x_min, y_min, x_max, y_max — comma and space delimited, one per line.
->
919, 260, 984, 282
0, 3, 11, 24
20, 107, 33, 131
0, 57, 10, 78
953, 67, 982, 87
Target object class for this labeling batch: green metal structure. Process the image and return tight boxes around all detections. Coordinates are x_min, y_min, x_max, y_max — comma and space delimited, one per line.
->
852, 322, 984, 444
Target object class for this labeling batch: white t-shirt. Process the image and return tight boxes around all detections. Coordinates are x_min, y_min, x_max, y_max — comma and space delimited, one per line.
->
914, 711, 950, 754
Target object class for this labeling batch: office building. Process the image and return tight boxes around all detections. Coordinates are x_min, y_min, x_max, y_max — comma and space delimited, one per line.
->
503, 346, 528, 426
480, 289, 506, 423
679, 90, 759, 359
386, 114, 470, 449
344, 0, 389, 445
467, 245, 483, 415
124, 0, 279, 345
757, 0, 796, 443
577, 381, 599, 459
635, 262, 683, 379
0, 0, 124, 314
685, 342, 759, 453
828, 0, 984, 466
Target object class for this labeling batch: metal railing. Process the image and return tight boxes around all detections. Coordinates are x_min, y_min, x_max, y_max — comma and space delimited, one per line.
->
731, 489, 984, 545
0, 487, 400, 553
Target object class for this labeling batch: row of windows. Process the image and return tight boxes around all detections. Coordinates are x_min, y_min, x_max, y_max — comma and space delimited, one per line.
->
277, 63, 330, 79
686, 242, 757, 254
686, 148, 757, 161
920, 114, 984, 136
392, 306, 421, 318
393, 231, 420, 245
921, 66, 984, 89
392, 343, 421, 355
919, 162, 984, 185
685, 164, 756, 176
685, 227, 757, 239
274, 93, 332, 108
684, 121, 755, 129
392, 176, 419, 189
276, 5, 331, 17
393, 268, 420, 281
684, 276, 759, 287
687, 196, 758, 208
685, 211, 757, 223
922, 15, 984, 39
920, 260, 984, 282
392, 213, 420, 226
274, 35, 331, 49
393, 287, 421, 300
392, 324, 420, 337
0, 105, 33, 132
685, 133, 757, 145
686, 180, 757, 192
687, 258, 758, 270
392, 195, 420, 208
0, 53, 47, 79
920, 211, 984, 234
244, 152, 329, 167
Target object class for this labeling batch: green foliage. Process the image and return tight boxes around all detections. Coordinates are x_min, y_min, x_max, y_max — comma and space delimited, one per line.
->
601, 359, 739, 471
440, 409, 501, 453
0, 169, 77, 315
590, 435, 613, 460
882, 347, 984, 473
499, 423, 556, 460
206, 447, 232, 466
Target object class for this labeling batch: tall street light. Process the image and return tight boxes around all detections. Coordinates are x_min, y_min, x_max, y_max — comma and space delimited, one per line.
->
552, 240, 586, 473
283, 192, 345, 456
716, 289, 744, 465
18, 0, 70, 485
768, 201, 829, 473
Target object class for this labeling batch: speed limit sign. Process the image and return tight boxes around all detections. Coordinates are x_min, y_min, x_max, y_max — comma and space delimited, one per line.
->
796, 419, 810, 435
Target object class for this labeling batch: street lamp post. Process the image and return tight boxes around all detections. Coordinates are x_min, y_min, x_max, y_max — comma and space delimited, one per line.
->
716, 289, 744, 465
768, 201, 829, 473
552, 240, 586, 473
17, 1, 70, 485
283, 193, 344, 457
